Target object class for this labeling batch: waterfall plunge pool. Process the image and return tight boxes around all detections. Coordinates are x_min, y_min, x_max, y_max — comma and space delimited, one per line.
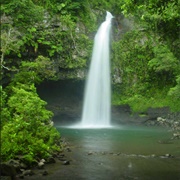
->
54, 125, 180, 180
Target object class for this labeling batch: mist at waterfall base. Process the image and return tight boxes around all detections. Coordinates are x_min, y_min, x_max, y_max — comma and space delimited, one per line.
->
72, 12, 113, 129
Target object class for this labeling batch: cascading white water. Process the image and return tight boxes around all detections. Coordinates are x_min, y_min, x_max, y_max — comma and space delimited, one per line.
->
81, 12, 113, 128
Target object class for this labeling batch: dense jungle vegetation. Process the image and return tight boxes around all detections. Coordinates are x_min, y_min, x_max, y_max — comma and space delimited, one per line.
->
1, 0, 180, 164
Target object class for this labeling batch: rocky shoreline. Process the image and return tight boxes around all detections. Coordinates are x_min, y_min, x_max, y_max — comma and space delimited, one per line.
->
0, 141, 72, 180
112, 105, 180, 138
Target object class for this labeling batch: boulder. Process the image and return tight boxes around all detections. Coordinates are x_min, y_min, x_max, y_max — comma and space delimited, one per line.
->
42, 170, 48, 176
0, 163, 17, 180
38, 161, 44, 169
46, 157, 56, 164
22, 169, 34, 176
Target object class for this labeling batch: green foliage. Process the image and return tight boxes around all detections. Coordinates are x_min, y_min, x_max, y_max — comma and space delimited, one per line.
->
121, 0, 179, 22
1, 0, 102, 164
1, 0, 96, 82
1, 118, 60, 164
10, 56, 56, 85
0, 25, 23, 75
148, 45, 179, 73
168, 75, 180, 111
1, 54, 60, 164
1, 0, 44, 30
111, 0, 180, 112
112, 30, 153, 89
1, 1, 180, 167
8, 83, 52, 122
113, 85, 180, 112
168, 76, 180, 101
122, 92, 167, 113
112, 30, 180, 111
121, 0, 179, 47
1, 83, 60, 164
0, 86, 11, 129
1, 27, 22, 57
112, 27, 180, 111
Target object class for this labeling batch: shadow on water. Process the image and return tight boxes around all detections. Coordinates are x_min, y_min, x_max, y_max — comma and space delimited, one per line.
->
54, 125, 180, 180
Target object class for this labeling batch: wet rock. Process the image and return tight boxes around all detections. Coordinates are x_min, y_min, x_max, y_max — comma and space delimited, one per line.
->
151, 154, 156, 158
172, 133, 180, 139
7, 159, 20, 170
58, 154, 65, 158
40, 159, 46, 163
58, 154, 66, 161
22, 169, 34, 176
57, 154, 65, 159
20, 162, 28, 169
58, 157, 66, 161
88, 152, 93, 155
128, 162, 132, 168
38, 161, 44, 169
19, 174, 24, 179
51, 152, 59, 158
165, 154, 174, 158
42, 170, 48, 176
113, 152, 121, 156
66, 147, 71, 152
138, 155, 147, 158
20, 168, 25, 172
14, 155, 24, 160
157, 117, 166, 122
47, 157, 56, 164
160, 154, 174, 158
0, 163, 17, 179
63, 160, 70, 165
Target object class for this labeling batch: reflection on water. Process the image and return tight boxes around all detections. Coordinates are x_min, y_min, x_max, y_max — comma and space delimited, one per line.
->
57, 125, 180, 180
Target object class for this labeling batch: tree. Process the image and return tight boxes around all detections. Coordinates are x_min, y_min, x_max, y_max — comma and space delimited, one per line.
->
1, 83, 60, 164
1, 56, 58, 164
121, 0, 179, 55
0, 18, 23, 81
1, 0, 44, 30
111, 0, 180, 112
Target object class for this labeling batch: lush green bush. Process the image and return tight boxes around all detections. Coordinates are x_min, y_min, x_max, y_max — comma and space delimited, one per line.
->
0, 87, 11, 129
111, 0, 180, 112
168, 75, 180, 111
1, 83, 60, 165
1, 53, 61, 165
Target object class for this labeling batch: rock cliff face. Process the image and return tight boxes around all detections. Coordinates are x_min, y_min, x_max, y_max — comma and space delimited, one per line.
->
37, 79, 179, 127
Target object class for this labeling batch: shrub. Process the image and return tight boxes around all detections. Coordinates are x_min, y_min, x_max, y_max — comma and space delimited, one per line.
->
1, 83, 60, 165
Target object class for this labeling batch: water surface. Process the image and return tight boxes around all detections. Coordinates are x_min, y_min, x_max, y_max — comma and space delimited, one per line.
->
57, 125, 180, 180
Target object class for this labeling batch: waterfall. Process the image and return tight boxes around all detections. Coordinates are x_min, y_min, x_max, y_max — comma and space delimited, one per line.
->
81, 12, 113, 128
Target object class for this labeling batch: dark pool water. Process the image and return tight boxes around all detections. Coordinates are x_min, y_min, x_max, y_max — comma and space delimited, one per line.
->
57, 125, 180, 180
